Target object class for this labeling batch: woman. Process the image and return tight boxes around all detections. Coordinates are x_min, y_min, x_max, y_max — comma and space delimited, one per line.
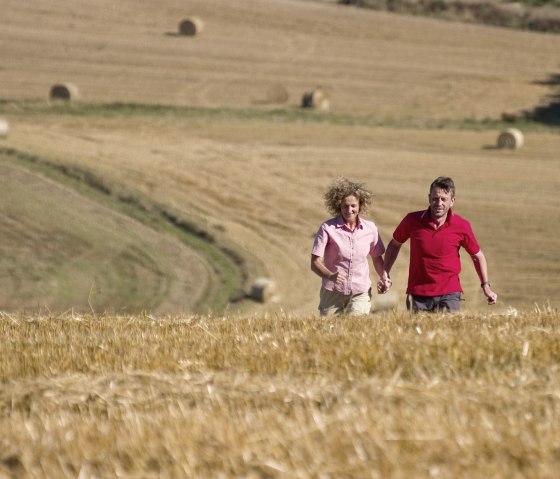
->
311, 177, 391, 316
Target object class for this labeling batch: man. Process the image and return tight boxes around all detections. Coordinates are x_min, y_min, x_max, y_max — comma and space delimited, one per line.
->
311, 177, 391, 316
383, 176, 497, 312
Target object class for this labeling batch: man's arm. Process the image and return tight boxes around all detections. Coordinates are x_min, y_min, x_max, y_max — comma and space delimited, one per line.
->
383, 238, 403, 276
372, 255, 391, 293
471, 250, 498, 305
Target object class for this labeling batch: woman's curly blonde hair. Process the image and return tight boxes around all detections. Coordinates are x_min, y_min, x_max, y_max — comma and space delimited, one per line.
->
324, 176, 373, 217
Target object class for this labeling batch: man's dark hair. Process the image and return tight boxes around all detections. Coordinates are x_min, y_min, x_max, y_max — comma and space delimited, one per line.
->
430, 176, 455, 198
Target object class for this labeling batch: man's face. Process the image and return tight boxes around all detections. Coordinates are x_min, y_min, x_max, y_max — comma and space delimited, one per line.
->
428, 187, 455, 220
340, 195, 360, 223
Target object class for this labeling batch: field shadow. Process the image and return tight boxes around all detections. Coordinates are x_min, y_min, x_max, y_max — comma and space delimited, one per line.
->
526, 73, 560, 126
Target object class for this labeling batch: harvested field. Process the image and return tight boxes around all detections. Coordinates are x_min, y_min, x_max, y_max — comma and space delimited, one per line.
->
1, 308, 559, 477
2, 110, 558, 315
0, 2, 559, 475
0, 0, 559, 315
1, 0, 559, 118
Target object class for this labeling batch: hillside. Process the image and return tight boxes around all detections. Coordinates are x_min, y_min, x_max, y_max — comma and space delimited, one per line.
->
0, 160, 210, 313
0, 0, 559, 315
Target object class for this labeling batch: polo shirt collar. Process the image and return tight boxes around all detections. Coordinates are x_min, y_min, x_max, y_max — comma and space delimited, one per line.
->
421, 208, 455, 226
336, 215, 363, 230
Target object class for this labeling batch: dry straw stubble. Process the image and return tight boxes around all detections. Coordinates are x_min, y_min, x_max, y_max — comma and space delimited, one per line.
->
1, 308, 560, 477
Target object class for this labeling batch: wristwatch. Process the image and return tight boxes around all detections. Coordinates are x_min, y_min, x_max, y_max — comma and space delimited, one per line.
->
481, 281, 491, 287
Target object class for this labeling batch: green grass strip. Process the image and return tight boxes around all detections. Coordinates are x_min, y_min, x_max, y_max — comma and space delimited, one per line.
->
1, 99, 557, 132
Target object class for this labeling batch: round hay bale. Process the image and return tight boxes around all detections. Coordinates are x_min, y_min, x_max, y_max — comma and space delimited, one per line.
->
497, 128, 524, 149
250, 277, 276, 303
301, 88, 330, 110
0, 118, 9, 139
373, 291, 399, 312
178, 17, 204, 36
49, 83, 79, 101
265, 84, 289, 104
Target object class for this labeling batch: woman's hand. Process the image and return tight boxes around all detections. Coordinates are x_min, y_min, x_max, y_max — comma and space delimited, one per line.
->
377, 275, 392, 294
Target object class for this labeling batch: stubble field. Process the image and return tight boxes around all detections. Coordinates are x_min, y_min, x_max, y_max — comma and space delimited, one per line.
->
1, 308, 560, 477
1, 0, 559, 476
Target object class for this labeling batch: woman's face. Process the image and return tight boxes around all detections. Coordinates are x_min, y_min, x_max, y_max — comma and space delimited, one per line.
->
340, 195, 360, 224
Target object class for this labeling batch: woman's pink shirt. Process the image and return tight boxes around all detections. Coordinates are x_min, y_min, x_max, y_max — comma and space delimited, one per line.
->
312, 216, 385, 295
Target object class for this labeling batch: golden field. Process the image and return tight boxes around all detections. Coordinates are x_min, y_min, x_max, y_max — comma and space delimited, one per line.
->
1, 308, 560, 477
1, 0, 560, 476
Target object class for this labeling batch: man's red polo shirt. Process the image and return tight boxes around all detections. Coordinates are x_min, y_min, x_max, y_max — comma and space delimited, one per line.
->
393, 209, 480, 296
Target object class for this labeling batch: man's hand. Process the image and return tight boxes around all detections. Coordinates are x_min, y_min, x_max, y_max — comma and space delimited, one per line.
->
377, 275, 392, 294
482, 283, 498, 305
